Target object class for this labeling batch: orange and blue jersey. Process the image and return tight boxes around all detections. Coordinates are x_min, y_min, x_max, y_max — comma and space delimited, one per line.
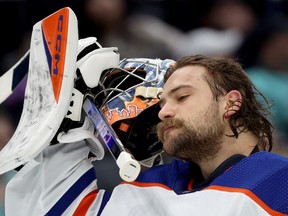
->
5, 141, 288, 215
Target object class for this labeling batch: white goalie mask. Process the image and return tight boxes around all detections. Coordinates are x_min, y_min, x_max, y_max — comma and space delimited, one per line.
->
94, 58, 174, 167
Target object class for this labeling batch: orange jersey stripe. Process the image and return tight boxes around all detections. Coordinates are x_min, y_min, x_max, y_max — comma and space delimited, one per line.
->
121, 181, 172, 191
205, 185, 286, 216
73, 190, 98, 216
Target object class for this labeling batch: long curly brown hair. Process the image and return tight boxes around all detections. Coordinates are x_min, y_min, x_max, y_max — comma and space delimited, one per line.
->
165, 55, 273, 151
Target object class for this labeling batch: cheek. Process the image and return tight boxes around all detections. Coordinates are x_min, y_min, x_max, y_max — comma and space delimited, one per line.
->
180, 103, 205, 119
178, 108, 195, 123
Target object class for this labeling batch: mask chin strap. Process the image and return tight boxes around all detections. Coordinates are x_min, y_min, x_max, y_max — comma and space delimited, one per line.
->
139, 153, 164, 168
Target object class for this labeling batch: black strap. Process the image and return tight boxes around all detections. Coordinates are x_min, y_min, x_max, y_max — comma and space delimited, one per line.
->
251, 145, 259, 154
77, 43, 99, 61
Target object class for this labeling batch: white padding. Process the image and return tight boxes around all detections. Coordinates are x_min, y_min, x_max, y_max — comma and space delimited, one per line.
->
57, 117, 105, 160
78, 37, 98, 54
66, 88, 84, 122
78, 47, 120, 88
135, 86, 163, 98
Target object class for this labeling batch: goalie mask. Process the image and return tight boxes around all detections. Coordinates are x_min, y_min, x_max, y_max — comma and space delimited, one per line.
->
95, 58, 174, 167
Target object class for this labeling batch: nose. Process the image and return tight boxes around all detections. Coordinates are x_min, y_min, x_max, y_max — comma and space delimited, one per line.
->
158, 103, 175, 120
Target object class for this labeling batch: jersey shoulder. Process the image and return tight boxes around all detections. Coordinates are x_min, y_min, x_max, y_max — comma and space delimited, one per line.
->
210, 152, 288, 214
137, 159, 193, 191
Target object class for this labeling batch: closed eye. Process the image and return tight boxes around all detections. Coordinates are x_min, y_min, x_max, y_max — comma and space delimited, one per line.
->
177, 95, 189, 102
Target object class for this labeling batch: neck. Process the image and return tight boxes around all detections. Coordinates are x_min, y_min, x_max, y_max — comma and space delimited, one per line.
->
198, 131, 258, 179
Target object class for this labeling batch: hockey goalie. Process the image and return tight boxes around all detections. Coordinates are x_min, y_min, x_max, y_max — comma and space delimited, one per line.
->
1, 7, 288, 216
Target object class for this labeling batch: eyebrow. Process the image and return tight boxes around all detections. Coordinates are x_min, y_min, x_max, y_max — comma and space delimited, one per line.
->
159, 85, 195, 107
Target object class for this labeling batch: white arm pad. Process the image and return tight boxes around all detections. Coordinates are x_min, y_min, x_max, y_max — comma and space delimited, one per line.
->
78, 37, 99, 52
77, 46, 120, 88
57, 116, 105, 160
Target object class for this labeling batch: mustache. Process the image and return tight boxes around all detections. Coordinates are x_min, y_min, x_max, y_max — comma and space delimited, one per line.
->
156, 118, 184, 142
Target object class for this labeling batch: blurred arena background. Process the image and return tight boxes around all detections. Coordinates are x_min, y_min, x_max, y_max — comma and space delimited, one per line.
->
1, 0, 288, 215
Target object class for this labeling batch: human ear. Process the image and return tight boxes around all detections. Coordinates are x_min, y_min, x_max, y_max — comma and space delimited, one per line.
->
224, 90, 242, 117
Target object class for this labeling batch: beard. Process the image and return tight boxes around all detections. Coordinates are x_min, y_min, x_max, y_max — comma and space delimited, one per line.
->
157, 102, 225, 163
